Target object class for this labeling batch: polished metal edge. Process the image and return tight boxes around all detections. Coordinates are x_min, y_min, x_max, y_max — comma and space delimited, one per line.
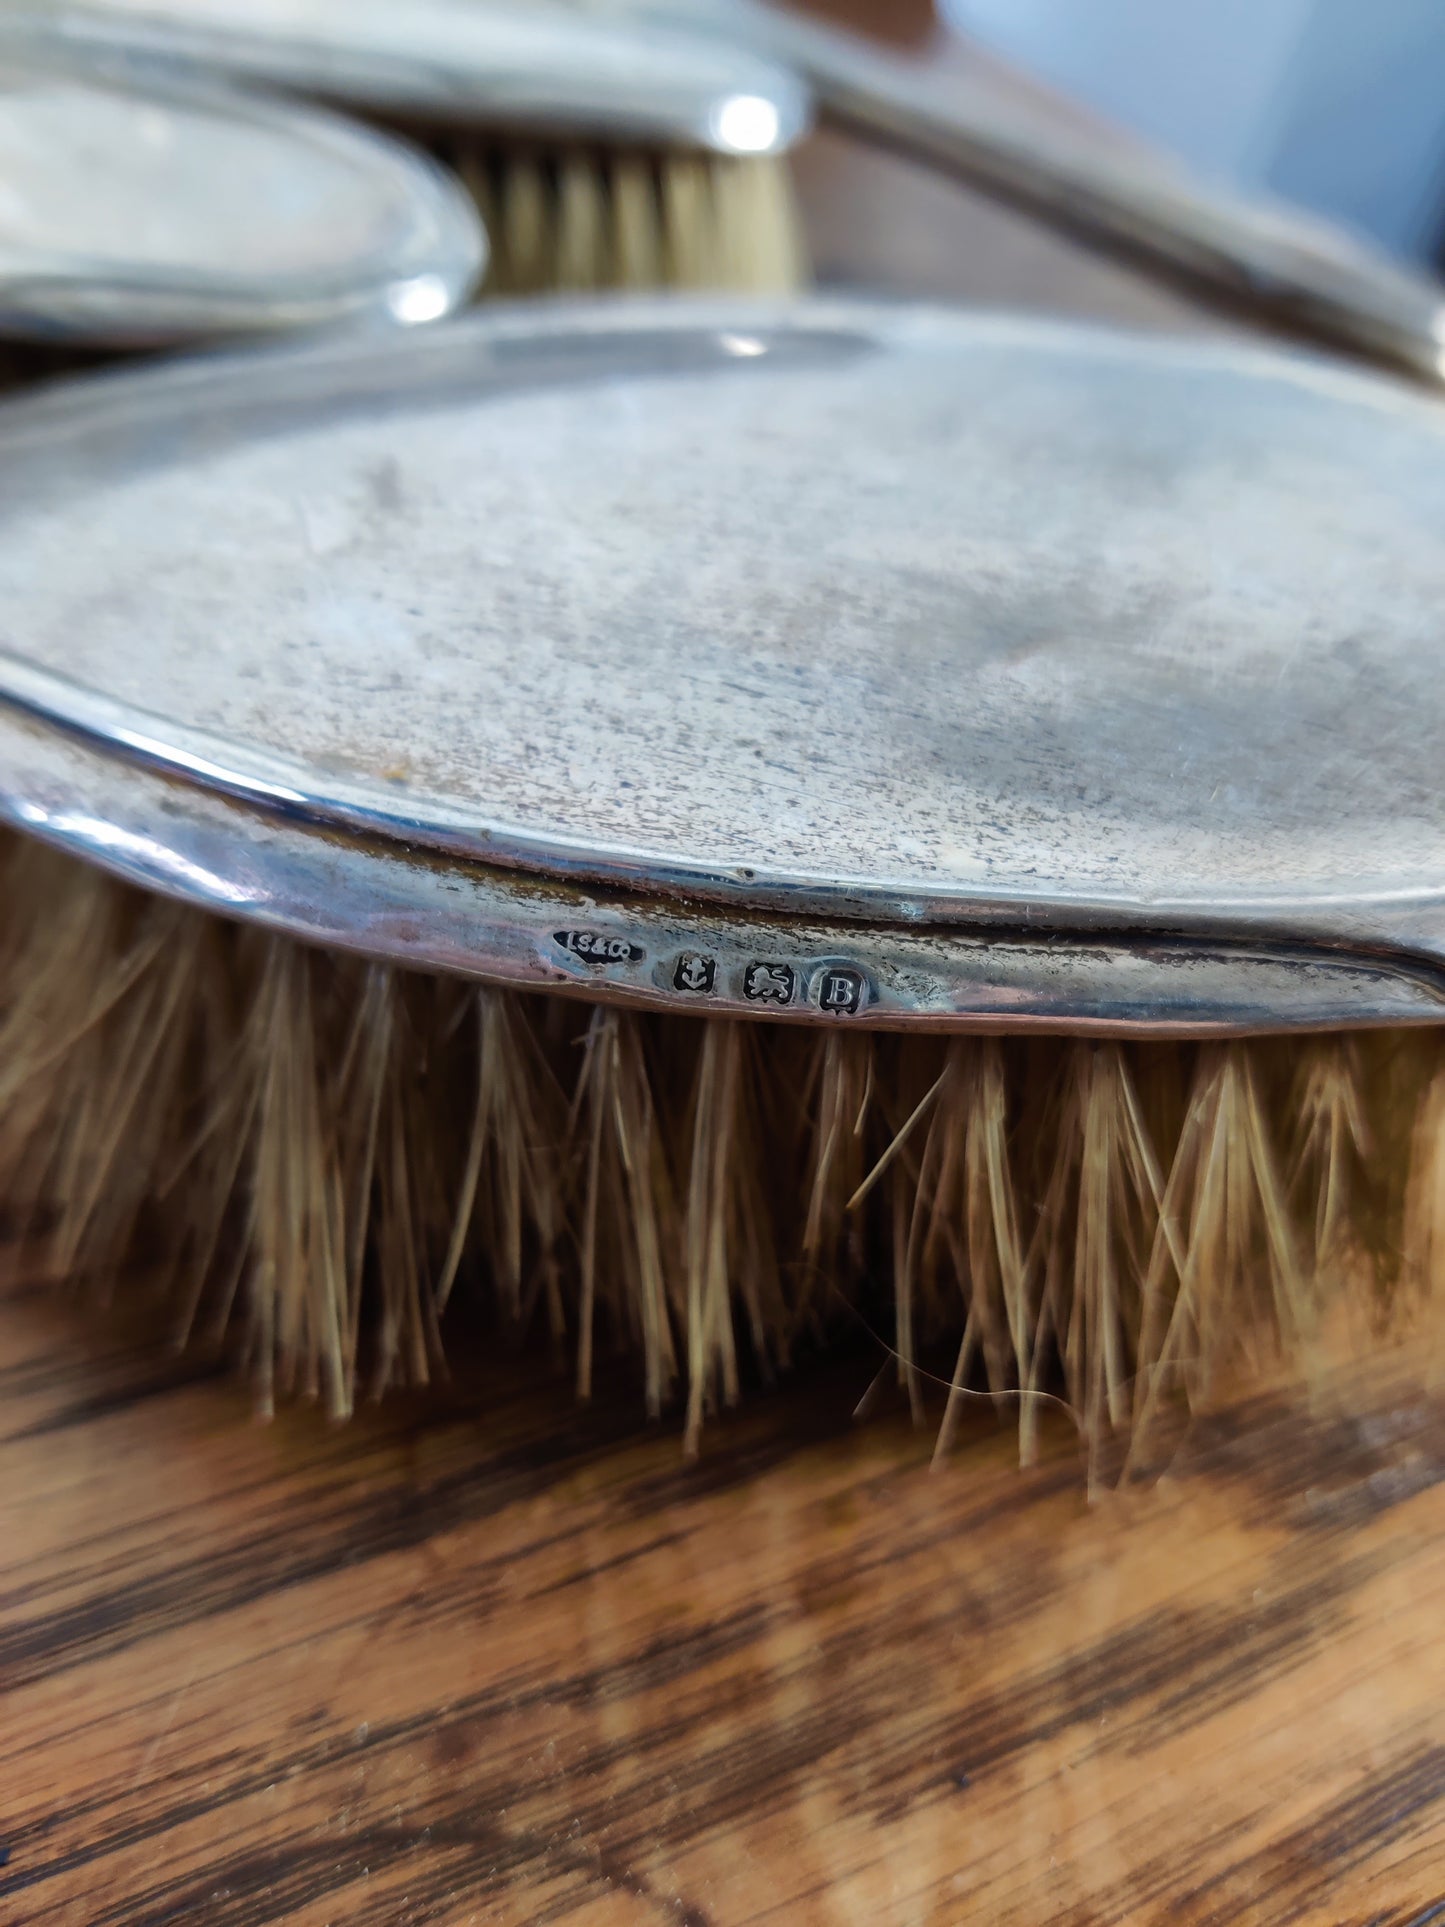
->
6, 635, 1445, 963
0, 3, 812, 155
5, 712, 1444, 1036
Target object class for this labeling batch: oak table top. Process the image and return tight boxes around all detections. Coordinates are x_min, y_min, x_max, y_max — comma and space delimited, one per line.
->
5, 1287, 1445, 1925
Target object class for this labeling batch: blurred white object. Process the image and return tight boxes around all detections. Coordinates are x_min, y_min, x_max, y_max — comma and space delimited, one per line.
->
0, 44, 485, 343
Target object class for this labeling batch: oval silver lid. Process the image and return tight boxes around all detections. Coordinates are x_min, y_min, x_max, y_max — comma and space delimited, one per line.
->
5, 297, 1445, 1030
0, 47, 485, 344
4, 0, 811, 155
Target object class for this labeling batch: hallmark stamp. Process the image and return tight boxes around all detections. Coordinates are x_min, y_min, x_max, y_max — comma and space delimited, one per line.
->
743, 962, 796, 1006
553, 929, 645, 966
816, 966, 867, 1016
673, 953, 716, 994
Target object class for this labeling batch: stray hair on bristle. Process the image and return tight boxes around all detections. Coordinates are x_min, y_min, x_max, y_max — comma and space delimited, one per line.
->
2, 835, 1439, 1460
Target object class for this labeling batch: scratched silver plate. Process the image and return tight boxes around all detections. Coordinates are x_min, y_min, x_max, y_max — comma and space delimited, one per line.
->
5, 296, 1445, 1033
2, 0, 810, 155
0, 46, 484, 345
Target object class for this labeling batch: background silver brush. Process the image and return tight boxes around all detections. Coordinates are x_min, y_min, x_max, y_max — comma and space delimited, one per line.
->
1, 0, 812, 297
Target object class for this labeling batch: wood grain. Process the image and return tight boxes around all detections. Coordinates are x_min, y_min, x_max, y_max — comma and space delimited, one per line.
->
4, 1283, 1445, 1925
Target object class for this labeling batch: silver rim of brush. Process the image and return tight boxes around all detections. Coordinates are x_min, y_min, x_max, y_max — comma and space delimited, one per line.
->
4, 295, 1445, 1033
0, 0, 811, 155
0, 43, 485, 344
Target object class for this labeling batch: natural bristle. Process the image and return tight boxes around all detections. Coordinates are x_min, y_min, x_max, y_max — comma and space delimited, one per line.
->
439, 137, 809, 296
3, 833, 1442, 1458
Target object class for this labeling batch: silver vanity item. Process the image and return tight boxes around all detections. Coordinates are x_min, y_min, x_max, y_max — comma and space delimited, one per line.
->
761, 6, 1445, 377
4, 296, 1445, 1033
1, 0, 810, 156
21, 2, 1438, 373
0, 45, 485, 345
555, 0, 1445, 382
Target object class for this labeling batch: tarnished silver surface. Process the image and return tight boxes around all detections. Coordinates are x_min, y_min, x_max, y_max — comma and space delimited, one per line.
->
0, 46, 484, 343
3, 0, 809, 154
4, 296, 1445, 1029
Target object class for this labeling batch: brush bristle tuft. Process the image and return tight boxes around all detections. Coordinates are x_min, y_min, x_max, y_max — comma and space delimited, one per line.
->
441, 138, 808, 296
3, 836, 1441, 1456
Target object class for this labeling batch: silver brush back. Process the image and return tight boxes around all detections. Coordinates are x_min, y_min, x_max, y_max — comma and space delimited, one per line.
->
3, 298, 1445, 1033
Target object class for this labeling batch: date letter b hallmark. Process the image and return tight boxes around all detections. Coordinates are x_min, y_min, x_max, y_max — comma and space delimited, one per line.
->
817, 967, 867, 1016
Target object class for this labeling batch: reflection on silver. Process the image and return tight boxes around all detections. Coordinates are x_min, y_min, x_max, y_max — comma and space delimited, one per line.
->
14, 796, 261, 907
4, 295, 1445, 1032
710, 92, 783, 155
385, 273, 454, 327
0, 44, 484, 344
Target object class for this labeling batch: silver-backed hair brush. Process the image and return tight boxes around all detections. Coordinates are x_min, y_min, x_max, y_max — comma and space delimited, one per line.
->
0, 1, 812, 298
3, 297, 1445, 1454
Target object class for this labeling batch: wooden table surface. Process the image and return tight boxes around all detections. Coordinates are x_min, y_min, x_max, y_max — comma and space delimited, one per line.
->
5, 10, 1445, 1924
6, 1290, 1445, 1925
